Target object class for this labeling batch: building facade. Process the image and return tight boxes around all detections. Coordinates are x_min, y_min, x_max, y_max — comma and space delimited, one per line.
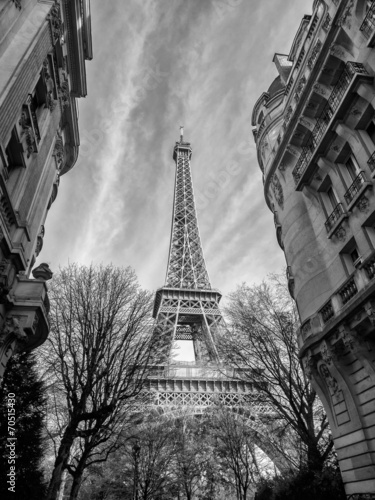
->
252, 0, 375, 497
0, 0, 92, 381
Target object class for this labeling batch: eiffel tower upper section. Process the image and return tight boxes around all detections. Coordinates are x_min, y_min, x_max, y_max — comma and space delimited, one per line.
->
152, 129, 224, 364
165, 130, 211, 290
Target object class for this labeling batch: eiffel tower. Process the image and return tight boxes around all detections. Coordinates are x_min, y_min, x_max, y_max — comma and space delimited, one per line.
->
146, 128, 257, 416
142, 130, 297, 472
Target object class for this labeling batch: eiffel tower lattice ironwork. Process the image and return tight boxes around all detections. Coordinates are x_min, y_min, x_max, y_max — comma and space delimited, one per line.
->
146, 129, 262, 416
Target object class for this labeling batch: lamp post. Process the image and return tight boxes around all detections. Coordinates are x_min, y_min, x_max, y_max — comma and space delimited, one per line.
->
132, 441, 141, 500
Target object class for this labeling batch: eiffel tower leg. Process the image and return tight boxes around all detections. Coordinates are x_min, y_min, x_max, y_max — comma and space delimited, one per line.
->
201, 309, 220, 363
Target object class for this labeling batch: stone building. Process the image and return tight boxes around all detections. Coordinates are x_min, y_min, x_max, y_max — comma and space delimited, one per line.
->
252, 0, 375, 496
0, 0, 92, 381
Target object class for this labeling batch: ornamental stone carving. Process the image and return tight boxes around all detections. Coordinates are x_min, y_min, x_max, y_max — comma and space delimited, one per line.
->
329, 43, 346, 60
319, 363, 339, 394
322, 13, 332, 31
302, 349, 314, 379
270, 174, 284, 209
35, 226, 45, 257
307, 40, 322, 69
285, 105, 293, 124
0, 317, 27, 346
313, 83, 327, 97
294, 76, 306, 102
47, 1, 63, 45
53, 132, 64, 169
301, 320, 312, 340
335, 226, 346, 241
357, 195, 370, 213
340, 327, 356, 352
58, 75, 70, 108
0, 258, 16, 303
337, 0, 354, 29
320, 340, 333, 364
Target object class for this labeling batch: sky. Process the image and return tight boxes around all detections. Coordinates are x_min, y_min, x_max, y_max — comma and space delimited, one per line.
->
41, 0, 313, 300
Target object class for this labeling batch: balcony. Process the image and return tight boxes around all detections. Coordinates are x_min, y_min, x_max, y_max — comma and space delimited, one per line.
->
368, 151, 375, 173
292, 62, 371, 190
344, 171, 373, 211
338, 276, 358, 305
324, 203, 348, 238
360, 1, 375, 44
0, 276, 50, 354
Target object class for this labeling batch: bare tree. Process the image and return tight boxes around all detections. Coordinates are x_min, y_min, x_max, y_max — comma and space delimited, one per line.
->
124, 420, 177, 500
172, 417, 214, 500
43, 264, 155, 500
219, 274, 333, 472
210, 407, 264, 500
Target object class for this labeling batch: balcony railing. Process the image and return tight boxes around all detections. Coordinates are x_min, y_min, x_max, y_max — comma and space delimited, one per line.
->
325, 203, 345, 233
292, 62, 369, 187
319, 300, 334, 323
368, 151, 375, 172
344, 171, 367, 205
360, 1, 375, 39
338, 276, 358, 305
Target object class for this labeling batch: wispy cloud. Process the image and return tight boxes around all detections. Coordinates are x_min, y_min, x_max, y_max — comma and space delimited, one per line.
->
43, 0, 312, 296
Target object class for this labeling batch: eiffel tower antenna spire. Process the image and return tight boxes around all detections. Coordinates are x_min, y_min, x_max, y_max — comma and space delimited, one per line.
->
180, 125, 184, 143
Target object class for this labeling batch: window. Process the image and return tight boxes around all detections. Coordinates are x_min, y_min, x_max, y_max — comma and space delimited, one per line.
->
350, 248, 361, 266
327, 186, 339, 211
340, 238, 362, 275
318, 176, 345, 233
345, 155, 361, 181
367, 120, 375, 145
4, 128, 24, 174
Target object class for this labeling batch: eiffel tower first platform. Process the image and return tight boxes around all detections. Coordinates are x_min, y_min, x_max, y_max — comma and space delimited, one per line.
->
145, 129, 258, 416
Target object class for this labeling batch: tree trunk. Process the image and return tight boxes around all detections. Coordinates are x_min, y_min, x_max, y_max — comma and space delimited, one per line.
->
69, 472, 83, 500
307, 443, 324, 472
46, 424, 76, 500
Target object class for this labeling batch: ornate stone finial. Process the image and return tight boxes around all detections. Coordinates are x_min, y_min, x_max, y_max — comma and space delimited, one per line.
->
32, 263, 53, 281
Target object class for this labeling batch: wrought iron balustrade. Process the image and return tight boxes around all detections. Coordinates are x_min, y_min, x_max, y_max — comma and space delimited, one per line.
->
338, 276, 358, 305
368, 151, 375, 172
319, 301, 334, 323
325, 203, 345, 233
360, 1, 375, 38
344, 171, 367, 204
292, 62, 369, 186
292, 149, 311, 184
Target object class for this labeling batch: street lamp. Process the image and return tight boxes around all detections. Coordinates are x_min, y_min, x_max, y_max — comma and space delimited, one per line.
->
132, 441, 141, 500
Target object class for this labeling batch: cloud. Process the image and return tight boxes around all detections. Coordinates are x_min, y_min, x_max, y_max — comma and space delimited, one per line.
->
42, 0, 312, 300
